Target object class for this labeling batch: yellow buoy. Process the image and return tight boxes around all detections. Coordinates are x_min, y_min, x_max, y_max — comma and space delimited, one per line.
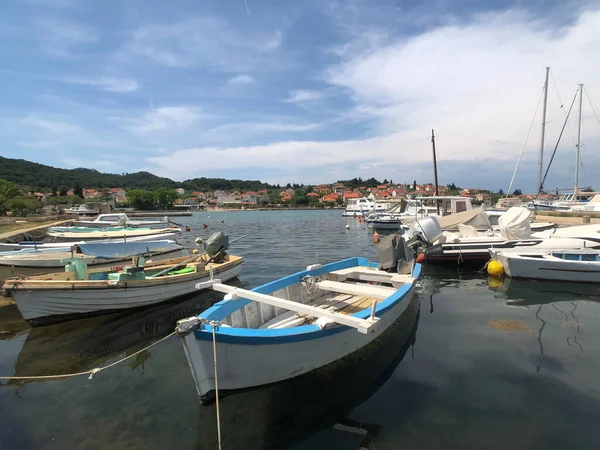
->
487, 276, 504, 290
487, 260, 504, 277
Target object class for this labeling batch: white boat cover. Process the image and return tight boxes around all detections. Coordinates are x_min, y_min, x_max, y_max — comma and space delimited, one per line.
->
436, 208, 491, 230
498, 207, 531, 240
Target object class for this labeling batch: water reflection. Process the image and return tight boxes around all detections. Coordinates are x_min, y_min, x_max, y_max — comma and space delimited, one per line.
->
488, 277, 600, 373
195, 295, 420, 449
2, 287, 232, 386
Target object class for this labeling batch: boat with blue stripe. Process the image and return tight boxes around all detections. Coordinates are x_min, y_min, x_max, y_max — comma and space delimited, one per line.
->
176, 234, 420, 404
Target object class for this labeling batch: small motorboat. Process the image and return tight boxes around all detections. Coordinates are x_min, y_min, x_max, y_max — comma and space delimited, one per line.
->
0, 240, 184, 278
489, 248, 600, 283
3, 233, 243, 325
46, 226, 181, 242
175, 233, 420, 404
64, 205, 99, 215
71, 213, 171, 229
405, 208, 600, 264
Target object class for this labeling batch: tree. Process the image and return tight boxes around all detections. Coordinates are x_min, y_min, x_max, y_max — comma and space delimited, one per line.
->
59, 186, 68, 197
128, 189, 155, 210
498, 188, 504, 195
512, 189, 522, 196
413, 180, 417, 190
51, 185, 58, 197
74, 181, 83, 198
154, 188, 179, 209
9, 196, 38, 216
0, 179, 22, 215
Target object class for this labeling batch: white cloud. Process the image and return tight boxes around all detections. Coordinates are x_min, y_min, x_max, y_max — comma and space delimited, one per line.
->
21, 116, 81, 134
227, 74, 254, 85
17, 139, 62, 148
123, 18, 283, 72
57, 76, 139, 92
285, 89, 326, 103
34, 18, 98, 57
121, 106, 207, 136
145, 7, 600, 190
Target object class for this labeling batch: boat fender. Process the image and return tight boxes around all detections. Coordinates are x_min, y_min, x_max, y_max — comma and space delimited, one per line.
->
176, 316, 204, 336
373, 231, 380, 244
416, 253, 425, 263
487, 260, 504, 277
306, 264, 322, 271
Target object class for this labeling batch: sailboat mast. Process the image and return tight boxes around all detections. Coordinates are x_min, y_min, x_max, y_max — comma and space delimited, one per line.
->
538, 66, 550, 195
431, 129, 440, 215
574, 83, 583, 199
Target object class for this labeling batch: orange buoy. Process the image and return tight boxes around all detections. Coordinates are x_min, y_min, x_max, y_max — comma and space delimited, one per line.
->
373, 231, 380, 244
358, 216, 362, 223
416, 253, 425, 263
185, 226, 191, 232
203, 223, 208, 229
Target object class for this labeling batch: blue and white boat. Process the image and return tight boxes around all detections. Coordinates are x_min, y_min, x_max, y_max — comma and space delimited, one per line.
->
0, 240, 184, 278
176, 234, 420, 404
489, 248, 600, 283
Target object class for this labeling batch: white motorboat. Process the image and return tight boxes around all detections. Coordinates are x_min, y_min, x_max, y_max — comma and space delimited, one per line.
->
342, 198, 388, 217
0, 240, 184, 279
404, 207, 600, 264
46, 226, 181, 242
64, 204, 99, 215
71, 213, 171, 229
489, 248, 600, 283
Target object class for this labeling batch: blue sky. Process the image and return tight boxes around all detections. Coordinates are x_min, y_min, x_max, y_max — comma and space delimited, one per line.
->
1, 0, 599, 192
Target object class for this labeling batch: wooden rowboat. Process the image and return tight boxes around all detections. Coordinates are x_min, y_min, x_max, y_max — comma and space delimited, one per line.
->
3, 251, 243, 325
176, 234, 420, 404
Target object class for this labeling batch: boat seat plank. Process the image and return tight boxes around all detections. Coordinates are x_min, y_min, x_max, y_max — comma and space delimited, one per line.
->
338, 296, 378, 316
316, 280, 395, 299
260, 294, 357, 329
259, 294, 352, 329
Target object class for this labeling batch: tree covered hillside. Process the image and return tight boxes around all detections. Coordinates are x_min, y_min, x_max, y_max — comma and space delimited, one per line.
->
0, 156, 271, 192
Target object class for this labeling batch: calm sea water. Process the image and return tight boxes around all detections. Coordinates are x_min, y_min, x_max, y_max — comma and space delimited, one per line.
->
1, 210, 600, 449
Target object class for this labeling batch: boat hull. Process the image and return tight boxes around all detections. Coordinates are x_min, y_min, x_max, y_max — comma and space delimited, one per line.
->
193, 301, 420, 448
0, 248, 184, 280
495, 252, 600, 283
180, 262, 419, 402
9, 259, 242, 324
423, 237, 600, 264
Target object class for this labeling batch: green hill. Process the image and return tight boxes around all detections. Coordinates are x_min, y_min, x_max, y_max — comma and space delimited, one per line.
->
0, 156, 271, 192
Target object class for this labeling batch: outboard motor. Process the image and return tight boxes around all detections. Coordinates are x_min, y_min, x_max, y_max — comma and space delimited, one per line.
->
204, 231, 229, 257
378, 233, 414, 274
403, 216, 442, 248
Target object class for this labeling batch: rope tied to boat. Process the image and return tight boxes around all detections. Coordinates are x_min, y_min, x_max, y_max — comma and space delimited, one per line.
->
0, 331, 176, 382
210, 320, 223, 450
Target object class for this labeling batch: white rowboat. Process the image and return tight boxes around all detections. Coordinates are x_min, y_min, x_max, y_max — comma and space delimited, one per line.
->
176, 235, 420, 404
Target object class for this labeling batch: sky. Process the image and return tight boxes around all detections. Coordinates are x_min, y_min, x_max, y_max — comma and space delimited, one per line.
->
1, 0, 600, 193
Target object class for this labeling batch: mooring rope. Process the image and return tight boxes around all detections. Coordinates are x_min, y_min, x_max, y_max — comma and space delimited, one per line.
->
0, 331, 177, 381
210, 321, 223, 450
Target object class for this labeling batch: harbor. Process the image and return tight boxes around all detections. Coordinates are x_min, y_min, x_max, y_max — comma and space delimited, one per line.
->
1, 210, 600, 449
2, 0, 600, 447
